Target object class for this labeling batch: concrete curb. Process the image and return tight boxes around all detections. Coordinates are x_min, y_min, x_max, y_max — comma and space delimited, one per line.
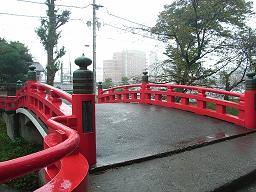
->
91, 130, 256, 174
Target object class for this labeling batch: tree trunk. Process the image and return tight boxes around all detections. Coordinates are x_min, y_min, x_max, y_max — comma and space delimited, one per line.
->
46, 0, 56, 86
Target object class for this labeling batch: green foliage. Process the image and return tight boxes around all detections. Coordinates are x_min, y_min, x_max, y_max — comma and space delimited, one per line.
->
102, 78, 113, 89
0, 38, 33, 83
121, 76, 129, 85
152, 0, 253, 86
35, 0, 70, 85
206, 101, 239, 116
0, 119, 42, 191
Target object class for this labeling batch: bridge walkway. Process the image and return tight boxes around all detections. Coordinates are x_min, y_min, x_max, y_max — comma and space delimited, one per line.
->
95, 103, 252, 168
90, 103, 256, 192
89, 133, 256, 192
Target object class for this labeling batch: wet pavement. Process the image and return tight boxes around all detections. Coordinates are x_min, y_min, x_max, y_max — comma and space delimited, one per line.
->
89, 133, 256, 192
92, 103, 256, 192
95, 103, 253, 168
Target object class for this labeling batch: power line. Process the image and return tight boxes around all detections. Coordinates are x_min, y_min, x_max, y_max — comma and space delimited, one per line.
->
14, 0, 91, 9
0, 12, 42, 18
0, 12, 82, 21
108, 13, 151, 29
6, 1, 164, 39
14, 0, 153, 30
102, 8, 167, 38
103, 23, 159, 41
103, 7, 151, 29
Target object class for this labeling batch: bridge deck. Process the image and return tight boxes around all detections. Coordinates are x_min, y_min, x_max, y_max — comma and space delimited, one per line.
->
89, 133, 256, 192
95, 103, 252, 168
90, 103, 256, 192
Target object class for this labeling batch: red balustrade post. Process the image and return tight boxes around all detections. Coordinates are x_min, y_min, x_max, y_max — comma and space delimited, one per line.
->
166, 86, 175, 107
244, 73, 256, 129
196, 89, 206, 115
123, 87, 129, 103
109, 88, 115, 102
140, 71, 149, 104
72, 55, 96, 167
97, 82, 103, 103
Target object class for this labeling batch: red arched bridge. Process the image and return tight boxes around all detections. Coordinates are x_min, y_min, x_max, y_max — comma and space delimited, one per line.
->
1, 56, 256, 192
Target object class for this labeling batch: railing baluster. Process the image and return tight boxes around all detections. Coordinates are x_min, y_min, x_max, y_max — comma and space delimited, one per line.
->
197, 89, 206, 115
181, 97, 189, 105
239, 96, 245, 120
216, 104, 225, 114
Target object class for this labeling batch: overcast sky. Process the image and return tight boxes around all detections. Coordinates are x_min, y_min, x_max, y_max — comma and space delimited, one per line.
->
0, 0, 171, 81
0, 0, 255, 81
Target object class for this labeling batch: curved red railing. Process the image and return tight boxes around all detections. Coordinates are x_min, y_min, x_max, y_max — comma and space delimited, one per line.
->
98, 83, 245, 127
0, 81, 89, 191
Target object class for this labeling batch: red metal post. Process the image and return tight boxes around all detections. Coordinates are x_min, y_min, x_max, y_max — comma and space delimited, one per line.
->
97, 82, 103, 103
196, 89, 206, 115
244, 73, 256, 129
140, 71, 149, 104
72, 55, 96, 167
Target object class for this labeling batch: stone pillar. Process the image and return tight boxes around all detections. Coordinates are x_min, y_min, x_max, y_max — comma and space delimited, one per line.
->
2, 112, 19, 140
4, 81, 22, 139
72, 55, 96, 167
244, 72, 256, 129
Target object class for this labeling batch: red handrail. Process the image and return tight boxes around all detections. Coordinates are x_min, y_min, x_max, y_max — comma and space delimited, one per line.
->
98, 83, 245, 127
147, 83, 243, 98
0, 116, 79, 181
34, 82, 72, 103
0, 82, 89, 191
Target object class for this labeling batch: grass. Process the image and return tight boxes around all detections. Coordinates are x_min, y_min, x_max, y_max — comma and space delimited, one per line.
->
206, 102, 239, 116
0, 118, 42, 192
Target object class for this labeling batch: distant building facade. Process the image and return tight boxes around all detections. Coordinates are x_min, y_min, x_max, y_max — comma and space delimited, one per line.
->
103, 50, 146, 82
32, 62, 44, 82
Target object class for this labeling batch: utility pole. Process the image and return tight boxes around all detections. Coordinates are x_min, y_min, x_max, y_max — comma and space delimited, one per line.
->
92, 0, 103, 93
92, 0, 97, 93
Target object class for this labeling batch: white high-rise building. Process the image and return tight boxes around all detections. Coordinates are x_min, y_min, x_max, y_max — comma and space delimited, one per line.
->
103, 50, 146, 82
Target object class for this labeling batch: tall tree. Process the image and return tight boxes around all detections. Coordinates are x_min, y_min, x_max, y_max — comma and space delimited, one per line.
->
0, 38, 33, 83
217, 28, 256, 92
152, 0, 253, 86
36, 0, 70, 85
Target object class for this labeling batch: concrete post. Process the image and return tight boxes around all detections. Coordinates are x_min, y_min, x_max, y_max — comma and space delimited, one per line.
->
4, 82, 20, 139
72, 55, 96, 167
2, 112, 19, 140
244, 72, 256, 129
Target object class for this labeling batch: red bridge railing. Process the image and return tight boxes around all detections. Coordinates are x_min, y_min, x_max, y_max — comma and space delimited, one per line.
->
0, 56, 96, 192
98, 72, 256, 129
